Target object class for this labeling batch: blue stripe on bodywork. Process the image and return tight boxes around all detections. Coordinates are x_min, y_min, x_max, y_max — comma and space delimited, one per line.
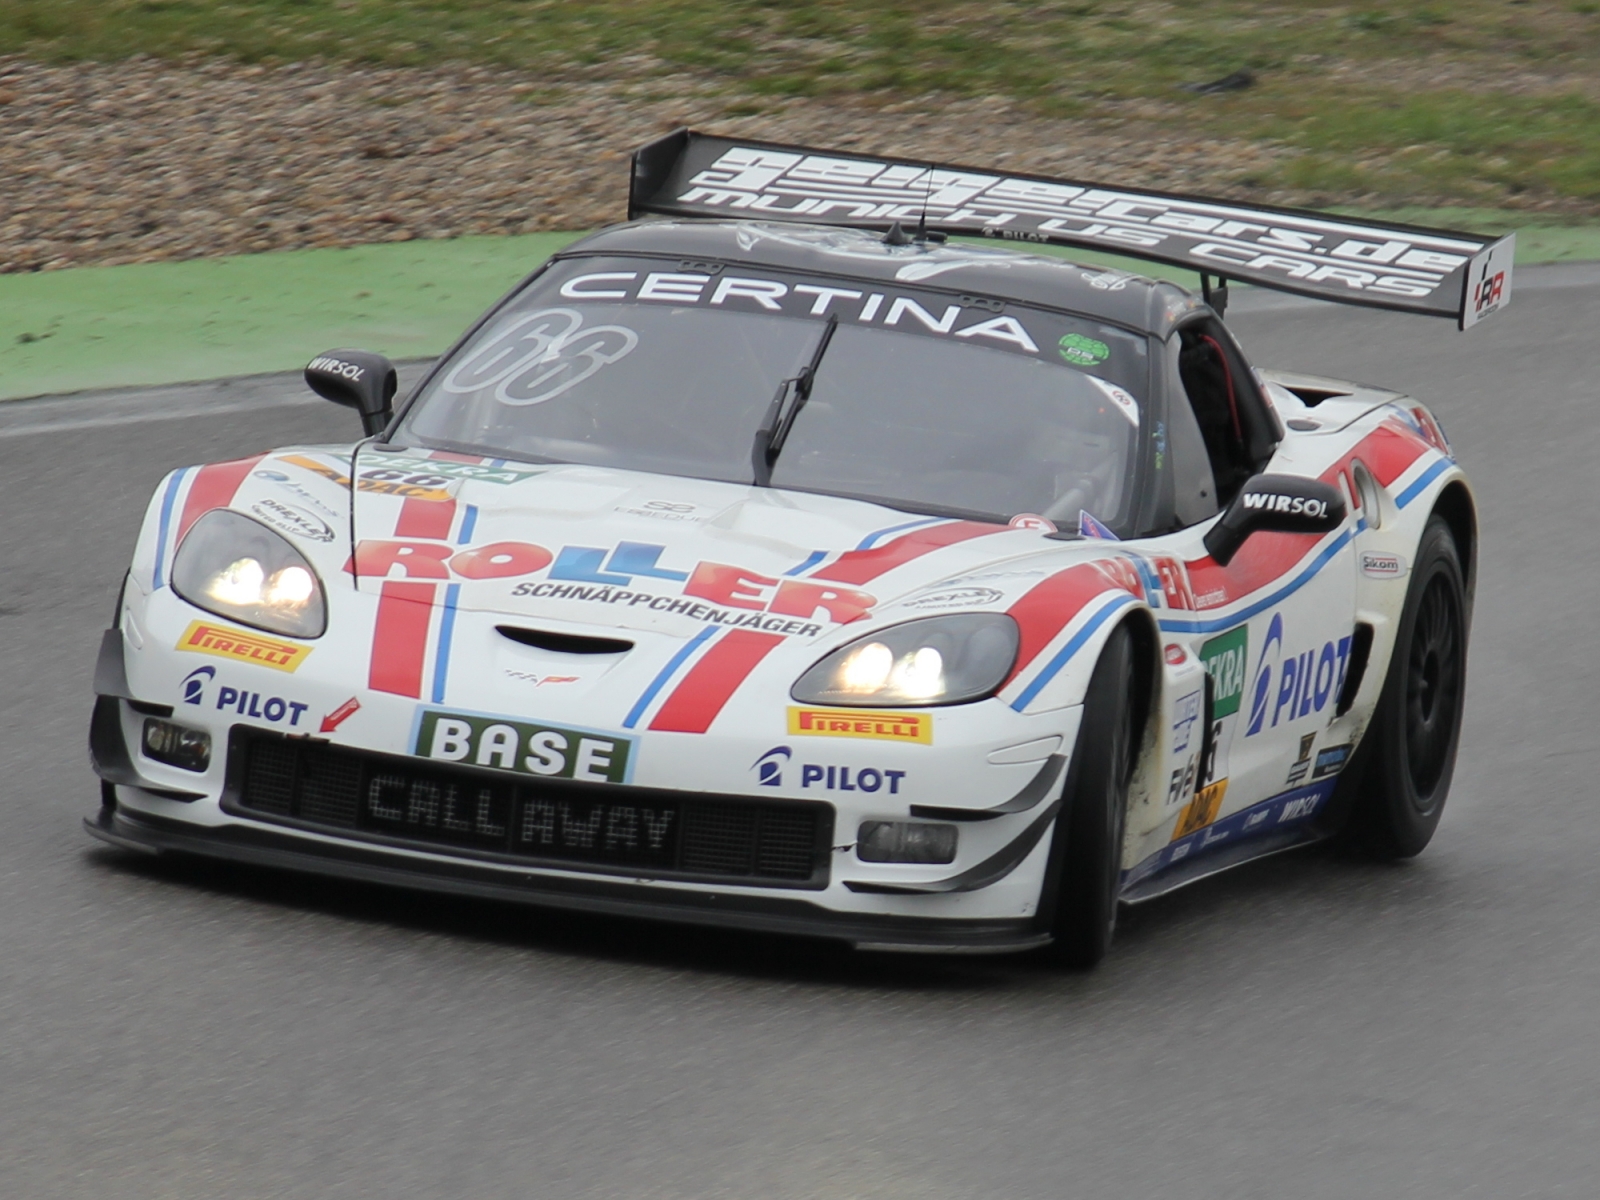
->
151, 468, 189, 589
1156, 523, 1362, 635
1122, 776, 1338, 889
783, 550, 827, 576
854, 516, 944, 551
427, 511, 479, 704
1010, 593, 1137, 712
1395, 457, 1453, 509
430, 583, 462, 704
623, 626, 718, 729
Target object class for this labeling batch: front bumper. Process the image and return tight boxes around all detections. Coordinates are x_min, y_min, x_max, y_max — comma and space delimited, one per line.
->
88, 619, 1074, 953
84, 803, 1050, 954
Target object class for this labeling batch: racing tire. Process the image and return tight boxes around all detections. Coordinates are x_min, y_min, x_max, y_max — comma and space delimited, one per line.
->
1045, 625, 1136, 968
1345, 516, 1468, 858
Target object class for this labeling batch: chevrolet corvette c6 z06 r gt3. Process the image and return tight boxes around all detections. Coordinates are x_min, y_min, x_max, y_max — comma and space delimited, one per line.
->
86, 132, 1510, 965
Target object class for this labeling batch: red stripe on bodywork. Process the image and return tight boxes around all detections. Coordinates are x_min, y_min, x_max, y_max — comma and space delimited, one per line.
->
176, 455, 266, 540
395, 496, 457, 540
811, 521, 1006, 586
369, 581, 436, 697
1184, 420, 1434, 602
1360, 419, 1432, 487
429, 450, 484, 463
1003, 562, 1132, 686
649, 630, 785, 733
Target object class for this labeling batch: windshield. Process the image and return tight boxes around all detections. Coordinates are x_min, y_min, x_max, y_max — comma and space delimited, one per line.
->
396, 255, 1150, 527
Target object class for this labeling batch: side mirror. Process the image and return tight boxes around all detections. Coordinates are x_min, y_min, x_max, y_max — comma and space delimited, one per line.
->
1202, 474, 1346, 566
305, 350, 397, 436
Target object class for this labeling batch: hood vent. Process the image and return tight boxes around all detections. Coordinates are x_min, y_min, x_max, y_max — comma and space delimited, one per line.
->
1282, 384, 1352, 407
496, 625, 634, 655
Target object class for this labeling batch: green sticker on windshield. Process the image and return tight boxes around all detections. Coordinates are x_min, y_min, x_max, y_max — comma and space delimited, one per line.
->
1058, 333, 1110, 366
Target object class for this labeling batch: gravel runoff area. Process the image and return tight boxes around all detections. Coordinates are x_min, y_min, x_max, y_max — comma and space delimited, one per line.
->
0, 55, 1293, 274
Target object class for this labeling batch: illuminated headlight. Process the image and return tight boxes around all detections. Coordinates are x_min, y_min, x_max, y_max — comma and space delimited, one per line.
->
142, 719, 211, 772
791, 614, 1019, 707
171, 509, 327, 638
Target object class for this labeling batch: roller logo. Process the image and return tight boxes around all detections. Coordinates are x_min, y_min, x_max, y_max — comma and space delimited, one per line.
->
175, 621, 311, 673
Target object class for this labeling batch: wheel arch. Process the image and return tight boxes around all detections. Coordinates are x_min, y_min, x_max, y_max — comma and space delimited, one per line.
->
1118, 607, 1161, 778
1431, 479, 1478, 609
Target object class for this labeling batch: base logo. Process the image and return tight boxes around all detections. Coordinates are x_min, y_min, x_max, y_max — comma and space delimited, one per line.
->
787, 707, 932, 745
414, 709, 632, 783
175, 621, 311, 673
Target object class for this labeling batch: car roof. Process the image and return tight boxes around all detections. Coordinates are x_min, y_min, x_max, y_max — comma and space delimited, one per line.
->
553, 219, 1201, 336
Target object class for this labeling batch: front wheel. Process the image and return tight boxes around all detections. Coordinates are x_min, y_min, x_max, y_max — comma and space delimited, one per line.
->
1346, 515, 1469, 858
1043, 625, 1136, 968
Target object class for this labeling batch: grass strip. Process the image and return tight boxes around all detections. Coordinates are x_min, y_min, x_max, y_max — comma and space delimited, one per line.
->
0, 233, 581, 400
2, 218, 1595, 402
5, 2, 1600, 210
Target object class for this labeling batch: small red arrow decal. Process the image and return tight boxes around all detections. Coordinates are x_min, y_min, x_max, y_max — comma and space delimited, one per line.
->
320, 697, 361, 733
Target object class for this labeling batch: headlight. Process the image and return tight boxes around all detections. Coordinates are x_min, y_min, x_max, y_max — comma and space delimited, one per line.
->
792, 613, 1019, 707
171, 509, 328, 638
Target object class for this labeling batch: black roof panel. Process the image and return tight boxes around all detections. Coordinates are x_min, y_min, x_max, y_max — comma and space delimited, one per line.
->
554, 219, 1200, 336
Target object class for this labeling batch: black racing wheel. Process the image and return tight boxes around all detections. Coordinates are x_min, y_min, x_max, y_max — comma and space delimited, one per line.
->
1346, 515, 1469, 858
1042, 625, 1137, 967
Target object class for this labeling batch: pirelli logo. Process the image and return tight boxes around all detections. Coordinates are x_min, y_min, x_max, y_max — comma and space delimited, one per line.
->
787, 707, 932, 745
175, 621, 312, 673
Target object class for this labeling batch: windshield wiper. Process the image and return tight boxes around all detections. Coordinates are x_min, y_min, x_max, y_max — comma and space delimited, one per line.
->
751, 313, 839, 487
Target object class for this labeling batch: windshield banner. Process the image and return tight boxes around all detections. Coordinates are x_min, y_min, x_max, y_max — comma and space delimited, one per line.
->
631, 130, 1513, 329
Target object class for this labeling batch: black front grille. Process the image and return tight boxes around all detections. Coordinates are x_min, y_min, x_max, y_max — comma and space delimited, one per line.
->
228, 733, 832, 888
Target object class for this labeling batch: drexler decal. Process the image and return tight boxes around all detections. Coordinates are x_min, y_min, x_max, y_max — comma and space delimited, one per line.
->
175, 621, 312, 673
279, 454, 452, 502
787, 707, 932, 745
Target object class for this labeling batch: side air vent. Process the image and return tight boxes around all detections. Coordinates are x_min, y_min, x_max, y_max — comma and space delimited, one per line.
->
496, 626, 634, 655
1336, 622, 1374, 716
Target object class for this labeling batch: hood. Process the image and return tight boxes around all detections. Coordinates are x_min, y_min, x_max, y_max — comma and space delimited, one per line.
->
239, 446, 1122, 645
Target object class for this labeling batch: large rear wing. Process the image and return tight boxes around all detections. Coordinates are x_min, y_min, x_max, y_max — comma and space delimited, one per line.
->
630, 129, 1513, 330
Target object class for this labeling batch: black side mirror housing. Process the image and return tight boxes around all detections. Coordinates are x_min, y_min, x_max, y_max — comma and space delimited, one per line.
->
305, 350, 398, 436
1203, 474, 1346, 566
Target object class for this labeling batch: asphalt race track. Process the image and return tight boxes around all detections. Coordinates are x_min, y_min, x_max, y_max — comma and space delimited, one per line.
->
3, 265, 1599, 1198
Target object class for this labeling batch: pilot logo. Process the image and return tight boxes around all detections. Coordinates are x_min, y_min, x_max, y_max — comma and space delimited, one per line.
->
750, 746, 907, 794
181, 665, 215, 705
754, 745, 791, 787
1245, 614, 1354, 737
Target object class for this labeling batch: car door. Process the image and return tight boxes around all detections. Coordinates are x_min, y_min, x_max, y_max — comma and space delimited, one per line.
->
1149, 317, 1358, 840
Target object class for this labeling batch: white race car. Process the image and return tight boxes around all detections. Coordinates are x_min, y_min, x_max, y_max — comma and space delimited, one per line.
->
87, 133, 1512, 964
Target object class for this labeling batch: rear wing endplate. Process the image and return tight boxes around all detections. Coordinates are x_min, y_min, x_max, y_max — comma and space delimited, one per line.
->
630, 130, 1513, 330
